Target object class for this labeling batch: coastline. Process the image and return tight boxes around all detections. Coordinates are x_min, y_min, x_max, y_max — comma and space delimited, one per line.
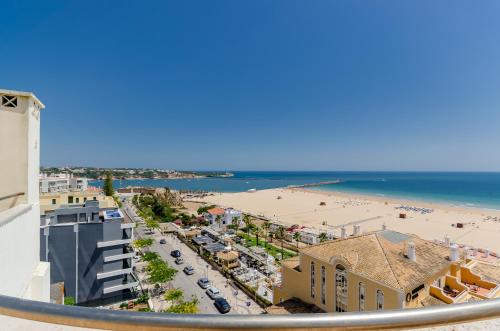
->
191, 187, 500, 253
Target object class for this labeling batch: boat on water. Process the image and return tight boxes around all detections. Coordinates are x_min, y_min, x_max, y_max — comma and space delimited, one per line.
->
247, 188, 257, 193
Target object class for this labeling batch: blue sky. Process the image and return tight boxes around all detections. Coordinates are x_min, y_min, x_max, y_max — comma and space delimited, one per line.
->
2, 1, 500, 171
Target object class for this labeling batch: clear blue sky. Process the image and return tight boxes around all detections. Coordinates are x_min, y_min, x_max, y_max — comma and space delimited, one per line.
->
3, 1, 500, 171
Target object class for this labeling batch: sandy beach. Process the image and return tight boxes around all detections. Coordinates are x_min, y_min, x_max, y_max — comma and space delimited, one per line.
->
191, 188, 500, 254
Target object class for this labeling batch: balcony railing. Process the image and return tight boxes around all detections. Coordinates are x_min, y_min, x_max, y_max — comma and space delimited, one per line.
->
0, 294, 499, 330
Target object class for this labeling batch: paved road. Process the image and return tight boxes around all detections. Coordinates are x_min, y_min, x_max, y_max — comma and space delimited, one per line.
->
122, 201, 263, 315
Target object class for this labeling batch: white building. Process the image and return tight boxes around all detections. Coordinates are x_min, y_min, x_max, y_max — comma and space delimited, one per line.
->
0, 89, 50, 301
204, 207, 243, 230
39, 173, 88, 193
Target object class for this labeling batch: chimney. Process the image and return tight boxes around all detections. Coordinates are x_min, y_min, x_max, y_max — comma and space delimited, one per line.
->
407, 242, 416, 262
353, 224, 361, 236
340, 227, 347, 239
444, 235, 450, 247
449, 243, 459, 262
382, 223, 387, 231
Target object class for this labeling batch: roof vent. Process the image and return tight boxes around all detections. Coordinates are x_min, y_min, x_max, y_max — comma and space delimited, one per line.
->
483, 249, 490, 258
407, 242, 416, 262
449, 243, 459, 262
381, 223, 387, 231
1, 95, 17, 108
340, 227, 347, 239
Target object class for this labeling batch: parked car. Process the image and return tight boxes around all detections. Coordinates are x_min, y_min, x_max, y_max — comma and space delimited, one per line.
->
214, 297, 231, 314
197, 277, 210, 289
175, 257, 184, 265
206, 287, 221, 300
170, 250, 181, 258
183, 265, 195, 275
159, 238, 166, 244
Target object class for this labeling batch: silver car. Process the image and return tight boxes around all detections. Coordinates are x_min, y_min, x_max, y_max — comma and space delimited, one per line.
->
206, 286, 221, 300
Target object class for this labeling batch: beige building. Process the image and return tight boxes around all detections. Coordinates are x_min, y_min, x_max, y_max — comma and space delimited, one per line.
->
273, 230, 499, 313
40, 189, 116, 215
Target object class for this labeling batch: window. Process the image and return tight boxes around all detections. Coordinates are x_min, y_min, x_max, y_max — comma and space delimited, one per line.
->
51, 199, 56, 205
1, 95, 17, 108
359, 282, 365, 311
376, 290, 384, 310
68, 196, 74, 203
83, 197, 87, 202
321, 266, 326, 305
75, 197, 79, 203
310, 262, 315, 298
335, 265, 348, 312
93, 196, 97, 200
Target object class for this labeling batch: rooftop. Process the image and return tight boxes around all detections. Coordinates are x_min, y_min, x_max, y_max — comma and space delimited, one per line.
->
0, 88, 45, 108
206, 207, 225, 215
300, 230, 453, 292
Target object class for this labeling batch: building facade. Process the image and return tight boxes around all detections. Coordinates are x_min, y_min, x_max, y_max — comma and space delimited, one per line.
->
0, 89, 50, 301
204, 207, 243, 230
39, 173, 88, 193
40, 189, 116, 215
274, 230, 500, 313
40, 201, 137, 305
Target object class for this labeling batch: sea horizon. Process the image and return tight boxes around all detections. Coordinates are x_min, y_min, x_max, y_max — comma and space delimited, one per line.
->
90, 171, 500, 210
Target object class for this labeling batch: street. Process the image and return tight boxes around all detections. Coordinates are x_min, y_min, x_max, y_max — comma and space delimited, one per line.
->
122, 201, 264, 314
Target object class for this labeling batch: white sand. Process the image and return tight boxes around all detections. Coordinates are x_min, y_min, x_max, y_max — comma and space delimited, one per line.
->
191, 188, 500, 253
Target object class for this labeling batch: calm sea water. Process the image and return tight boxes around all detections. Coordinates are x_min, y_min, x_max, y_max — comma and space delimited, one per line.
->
90, 171, 500, 209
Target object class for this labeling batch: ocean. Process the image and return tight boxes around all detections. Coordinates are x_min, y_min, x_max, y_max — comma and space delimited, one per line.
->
90, 171, 500, 209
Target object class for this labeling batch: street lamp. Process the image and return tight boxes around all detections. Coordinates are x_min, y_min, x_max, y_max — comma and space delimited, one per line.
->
205, 264, 209, 278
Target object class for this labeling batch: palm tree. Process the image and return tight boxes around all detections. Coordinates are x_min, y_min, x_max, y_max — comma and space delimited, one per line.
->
262, 220, 271, 248
243, 215, 253, 241
319, 232, 328, 243
293, 231, 301, 248
231, 216, 240, 233
252, 225, 265, 246
276, 225, 286, 259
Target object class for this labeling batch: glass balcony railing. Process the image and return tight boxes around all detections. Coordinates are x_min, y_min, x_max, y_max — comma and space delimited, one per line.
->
0, 294, 499, 330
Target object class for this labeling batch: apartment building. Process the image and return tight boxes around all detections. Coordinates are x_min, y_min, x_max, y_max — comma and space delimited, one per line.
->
39, 173, 88, 193
40, 201, 138, 305
40, 189, 116, 215
0, 89, 50, 301
273, 229, 500, 313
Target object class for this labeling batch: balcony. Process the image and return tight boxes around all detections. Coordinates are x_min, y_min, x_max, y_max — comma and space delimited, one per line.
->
0, 294, 499, 330
96, 268, 133, 280
103, 282, 139, 294
430, 275, 468, 304
104, 253, 135, 263
97, 238, 132, 248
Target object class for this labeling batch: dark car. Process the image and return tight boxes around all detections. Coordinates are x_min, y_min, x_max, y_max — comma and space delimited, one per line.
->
159, 238, 166, 244
170, 250, 181, 258
183, 265, 195, 275
214, 297, 231, 314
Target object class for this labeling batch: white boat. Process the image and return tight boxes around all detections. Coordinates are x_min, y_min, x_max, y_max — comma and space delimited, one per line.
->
247, 188, 257, 193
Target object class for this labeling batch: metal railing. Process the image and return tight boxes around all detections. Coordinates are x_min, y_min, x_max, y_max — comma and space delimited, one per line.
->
0, 294, 499, 330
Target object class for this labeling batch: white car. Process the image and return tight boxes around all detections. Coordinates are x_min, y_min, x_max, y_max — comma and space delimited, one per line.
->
206, 287, 221, 300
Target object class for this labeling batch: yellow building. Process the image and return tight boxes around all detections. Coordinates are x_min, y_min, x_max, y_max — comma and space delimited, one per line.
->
40, 190, 116, 215
273, 230, 500, 313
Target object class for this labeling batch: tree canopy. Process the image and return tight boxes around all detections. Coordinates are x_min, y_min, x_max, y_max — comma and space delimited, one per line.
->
103, 171, 114, 196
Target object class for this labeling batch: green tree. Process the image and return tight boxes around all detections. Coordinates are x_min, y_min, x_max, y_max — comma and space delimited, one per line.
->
231, 216, 240, 233
133, 238, 154, 249
276, 225, 286, 258
262, 220, 271, 247
252, 225, 263, 246
165, 297, 199, 314
146, 219, 160, 233
141, 251, 160, 262
64, 296, 76, 306
164, 288, 184, 303
293, 231, 302, 248
215, 215, 222, 229
243, 215, 253, 241
319, 232, 328, 243
147, 259, 177, 285
103, 171, 114, 196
